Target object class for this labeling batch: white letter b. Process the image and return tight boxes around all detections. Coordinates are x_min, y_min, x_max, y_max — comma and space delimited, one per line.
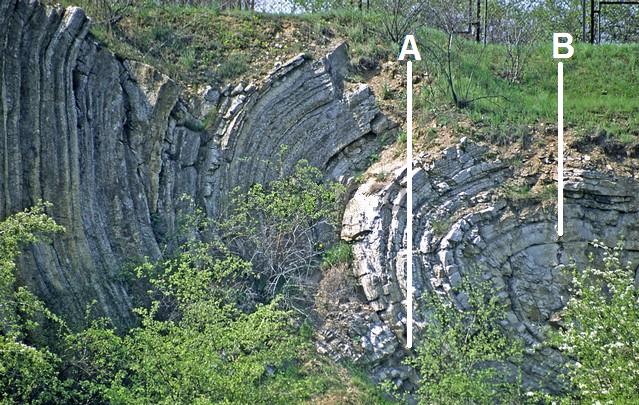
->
553, 33, 574, 59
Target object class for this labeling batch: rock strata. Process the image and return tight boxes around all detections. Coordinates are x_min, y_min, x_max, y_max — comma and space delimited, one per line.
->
0, 0, 392, 327
343, 138, 639, 389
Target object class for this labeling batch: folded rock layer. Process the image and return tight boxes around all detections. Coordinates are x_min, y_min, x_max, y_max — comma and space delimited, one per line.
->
343, 138, 639, 389
0, 0, 390, 327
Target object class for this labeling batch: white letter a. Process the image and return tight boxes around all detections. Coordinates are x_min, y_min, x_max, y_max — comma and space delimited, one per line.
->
398, 35, 422, 61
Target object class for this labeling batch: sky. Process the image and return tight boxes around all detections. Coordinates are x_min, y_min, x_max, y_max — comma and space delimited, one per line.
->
254, 0, 299, 13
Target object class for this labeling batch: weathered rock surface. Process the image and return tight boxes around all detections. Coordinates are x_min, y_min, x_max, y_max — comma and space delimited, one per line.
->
0, 0, 392, 327
4, 0, 639, 392
343, 138, 639, 390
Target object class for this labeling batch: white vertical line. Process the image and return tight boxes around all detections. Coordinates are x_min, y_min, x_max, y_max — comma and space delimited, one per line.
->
558, 62, 564, 238
406, 61, 413, 349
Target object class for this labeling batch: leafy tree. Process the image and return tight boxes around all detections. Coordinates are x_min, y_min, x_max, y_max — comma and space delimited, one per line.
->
529, 0, 584, 40
551, 241, 639, 402
409, 279, 526, 404
599, 4, 639, 43
0, 203, 66, 404
488, 0, 542, 83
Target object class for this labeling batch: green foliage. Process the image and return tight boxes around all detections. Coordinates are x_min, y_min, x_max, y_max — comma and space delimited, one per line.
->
55, 165, 369, 403
71, 301, 308, 404
396, 131, 407, 145
320, 241, 352, 270
217, 52, 249, 80
63, 237, 382, 404
410, 26, 639, 143
0, 202, 64, 338
291, 0, 354, 13
221, 159, 345, 308
66, 0, 134, 35
503, 182, 532, 201
409, 280, 526, 404
225, 160, 342, 231
61, 231, 320, 404
0, 203, 66, 404
429, 218, 452, 237
0, 336, 66, 404
62, 317, 127, 403
0, 199, 387, 404
50, 0, 639, 144
551, 241, 639, 402
137, 239, 254, 309
87, 3, 300, 84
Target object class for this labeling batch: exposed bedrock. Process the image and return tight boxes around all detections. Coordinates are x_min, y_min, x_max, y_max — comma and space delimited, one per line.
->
0, 0, 392, 327
6, 0, 637, 390
342, 138, 639, 390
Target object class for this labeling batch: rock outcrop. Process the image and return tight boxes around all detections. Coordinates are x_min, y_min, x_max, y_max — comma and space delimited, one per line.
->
342, 138, 639, 390
4, 0, 639, 392
0, 0, 392, 327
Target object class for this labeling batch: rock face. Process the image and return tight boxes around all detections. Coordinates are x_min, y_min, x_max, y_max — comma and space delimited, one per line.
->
0, 0, 391, 327
343, 138, 639, 390
4, 0, 639, 392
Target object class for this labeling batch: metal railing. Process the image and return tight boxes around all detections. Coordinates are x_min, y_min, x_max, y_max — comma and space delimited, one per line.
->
588, 0, 639, 43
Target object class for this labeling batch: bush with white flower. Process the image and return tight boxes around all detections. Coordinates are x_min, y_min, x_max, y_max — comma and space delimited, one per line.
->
552, 240, 639, 402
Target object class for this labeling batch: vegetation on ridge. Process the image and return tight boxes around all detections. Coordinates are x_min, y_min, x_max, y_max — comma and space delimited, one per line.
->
52, 0, 639, 148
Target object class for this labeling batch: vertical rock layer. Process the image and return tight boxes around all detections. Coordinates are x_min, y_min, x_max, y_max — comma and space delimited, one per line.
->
0, 0, 391, 327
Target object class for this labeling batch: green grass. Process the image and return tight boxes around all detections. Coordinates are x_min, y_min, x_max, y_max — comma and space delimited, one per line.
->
503, 181, 557, 204
64, 3, 394, 86
504, 183, 532, 201
119, 5, 292, 83
321, 242, 352, 270
431, 218, 453, 237
54, 3, 391, 83
57, 1, 638, 144
411, 28, 639, 144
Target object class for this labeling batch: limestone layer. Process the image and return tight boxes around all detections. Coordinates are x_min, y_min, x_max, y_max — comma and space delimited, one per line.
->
343, 139, 639, 389
0, 0, 391, 327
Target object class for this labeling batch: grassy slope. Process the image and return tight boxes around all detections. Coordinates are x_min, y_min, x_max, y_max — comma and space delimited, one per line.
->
55, 1, 638, 145
75, 4, 392, 88
382, 27, 638, 148
442, 39, 639, 143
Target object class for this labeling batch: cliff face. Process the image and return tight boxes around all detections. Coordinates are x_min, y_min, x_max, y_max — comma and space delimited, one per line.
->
0, 0, 390, 327
342, 138, 639, 389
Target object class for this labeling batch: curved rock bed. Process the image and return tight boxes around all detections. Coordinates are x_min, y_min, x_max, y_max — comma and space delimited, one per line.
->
342, 138, 639, 390
0, 0, 393, 327
3, 0, 639, 392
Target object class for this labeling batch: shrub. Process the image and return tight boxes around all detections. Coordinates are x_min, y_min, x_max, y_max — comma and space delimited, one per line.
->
64, 243, 319, 404
409, 279, 526, 404
0, 336, 65, 404
220, 159, 345, 311
321, 242, 353, 270
0, 202, 64, 338
551, 241, 639, 402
